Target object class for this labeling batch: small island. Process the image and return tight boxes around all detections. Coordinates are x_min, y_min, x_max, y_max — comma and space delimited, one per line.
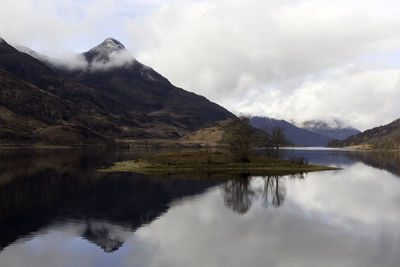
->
99, 151, 339, 177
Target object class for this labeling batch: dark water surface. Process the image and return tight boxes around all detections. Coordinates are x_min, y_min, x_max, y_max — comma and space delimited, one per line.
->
0, 147, 400, 267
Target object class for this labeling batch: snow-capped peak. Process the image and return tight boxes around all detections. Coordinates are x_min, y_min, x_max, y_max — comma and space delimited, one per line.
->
83, 37, 134, 69
102, 38, 125, 49
90, 38, 126, 55
0, 36, 5, 43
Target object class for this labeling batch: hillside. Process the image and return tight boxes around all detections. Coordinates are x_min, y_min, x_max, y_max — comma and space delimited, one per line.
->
0, 69, 107, 145
250, 117, 331, 147
179, 119, 235, 147
0, 37, 235, 146
328, 119, 400, 149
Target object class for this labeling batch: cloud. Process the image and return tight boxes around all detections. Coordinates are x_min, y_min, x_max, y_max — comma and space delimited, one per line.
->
89, 49, 136, 71
128, 0, 400, 130
46, 49, 135, 71
233, 65, 400, 130
2, 0, 400, 129
0, 0, 156, 55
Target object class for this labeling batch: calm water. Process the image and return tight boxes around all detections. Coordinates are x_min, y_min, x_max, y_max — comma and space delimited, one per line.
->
1, 147, 400, 267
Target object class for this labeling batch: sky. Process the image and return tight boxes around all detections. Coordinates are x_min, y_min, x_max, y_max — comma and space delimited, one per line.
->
1, 0, 400, 131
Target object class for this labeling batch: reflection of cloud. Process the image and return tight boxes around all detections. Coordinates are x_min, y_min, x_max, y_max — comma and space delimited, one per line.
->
1, 164, 400, 267
126, 181, 400, 267
288, 163, 400, 225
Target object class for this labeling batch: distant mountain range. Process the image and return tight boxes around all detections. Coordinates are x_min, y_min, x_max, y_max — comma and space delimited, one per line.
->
300, 120, 360, 140
328, 119, 400, 149
250, 117, 360, 147
0, 37, 234, 146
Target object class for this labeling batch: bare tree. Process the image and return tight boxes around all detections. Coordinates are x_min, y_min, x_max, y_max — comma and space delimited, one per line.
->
270, 127, 287, 157
220, 116, 255, 162
257, 126, 287, 158
257, 126, 273, 157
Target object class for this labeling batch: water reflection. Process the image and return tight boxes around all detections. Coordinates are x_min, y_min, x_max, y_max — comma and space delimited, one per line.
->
283, 148, 400, 179
222, 173, 307, 214
1, 148, 400, 267
0, 148, 218, 252
348, 151, 400, 178
260, 176, 286, 208
223, 175, 254, 214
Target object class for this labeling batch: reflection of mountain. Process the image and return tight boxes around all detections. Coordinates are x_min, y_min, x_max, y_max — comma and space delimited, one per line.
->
82, 221, 129, 252
0, 149, 217, 251
347, 151, 400, 178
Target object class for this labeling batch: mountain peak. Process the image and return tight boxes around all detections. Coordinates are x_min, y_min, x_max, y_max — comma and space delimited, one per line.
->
92, 37, 125, 53
83, 37, 129, 64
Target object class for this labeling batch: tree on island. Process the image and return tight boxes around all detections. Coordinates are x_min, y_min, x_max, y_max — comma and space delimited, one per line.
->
271, 126, 288, 155
258, 126, 288, 158
220, 116, 255, 162
220, 116, 288, 161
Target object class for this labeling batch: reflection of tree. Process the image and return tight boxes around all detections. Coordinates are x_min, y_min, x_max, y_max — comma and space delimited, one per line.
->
261, 176, 286, 208
223, 174, 307, 214
222, 176, 254, 214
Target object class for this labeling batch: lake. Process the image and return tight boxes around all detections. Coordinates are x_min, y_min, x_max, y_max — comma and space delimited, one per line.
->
0, 147, 400, 267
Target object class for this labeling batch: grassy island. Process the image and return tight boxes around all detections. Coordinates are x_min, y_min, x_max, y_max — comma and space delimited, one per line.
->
98, 151, 340, 177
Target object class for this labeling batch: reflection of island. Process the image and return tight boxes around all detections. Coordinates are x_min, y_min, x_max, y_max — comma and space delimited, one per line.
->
348, 151, 400, 178
0, 148, 218, 252
222, 174, 304, 214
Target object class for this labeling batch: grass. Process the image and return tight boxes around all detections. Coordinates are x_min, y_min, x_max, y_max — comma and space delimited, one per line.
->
98, 151, 340, 177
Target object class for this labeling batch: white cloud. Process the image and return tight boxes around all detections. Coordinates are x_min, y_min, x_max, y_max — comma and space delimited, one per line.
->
47, 49, 135, 71
128, 0, 400, 130
2, 0, 400, 129
234, 65, 400, 130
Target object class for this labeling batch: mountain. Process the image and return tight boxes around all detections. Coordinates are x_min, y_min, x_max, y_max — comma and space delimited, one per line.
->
250, 116, 331, 147
300, 120, 360, 140
0, 37, 235, 145
14, 45, 51, 63
328, 119, 400, 149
